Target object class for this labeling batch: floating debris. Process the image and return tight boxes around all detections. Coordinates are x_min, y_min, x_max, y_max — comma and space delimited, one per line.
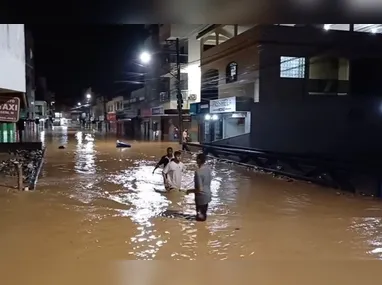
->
116, 140, 131, 148
58, 145, 65, 149
0, 149, 44, 185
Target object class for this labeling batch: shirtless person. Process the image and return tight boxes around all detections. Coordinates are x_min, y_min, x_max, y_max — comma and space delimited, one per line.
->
153, 147, 173, 174
162, 151, 185, 191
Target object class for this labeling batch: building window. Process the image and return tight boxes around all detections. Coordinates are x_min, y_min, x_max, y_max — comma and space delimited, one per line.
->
226, 62, 238, 83
280, 56, 305, 78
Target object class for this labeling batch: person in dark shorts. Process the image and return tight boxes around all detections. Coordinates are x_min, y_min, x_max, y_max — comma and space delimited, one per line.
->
186, 153, 212, 221
153, 147, 174, 174
153, 147, 174, 188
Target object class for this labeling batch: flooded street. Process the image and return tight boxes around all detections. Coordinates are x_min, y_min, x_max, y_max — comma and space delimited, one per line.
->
1, 127, 382, 284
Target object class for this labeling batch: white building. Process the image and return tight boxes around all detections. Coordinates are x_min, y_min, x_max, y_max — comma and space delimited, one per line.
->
159, 24, 208, 106
0, 24, 26, 139
0, 24, 26, 94
34, 100, 48, 118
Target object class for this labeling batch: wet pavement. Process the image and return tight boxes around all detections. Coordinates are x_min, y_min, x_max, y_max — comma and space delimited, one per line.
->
0, 127, 382, 284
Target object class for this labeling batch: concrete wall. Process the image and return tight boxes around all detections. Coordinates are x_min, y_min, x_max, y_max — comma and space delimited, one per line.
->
213, 133, 250, 148
0, 24, 25, 93
249, 96, 382, 156
201, 25, 382, 103
187, 36, 201, 103
201, 28, 260, 100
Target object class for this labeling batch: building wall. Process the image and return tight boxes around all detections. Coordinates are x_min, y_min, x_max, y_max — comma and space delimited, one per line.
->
0, 24, 26, 92
249, 96, 382, 156
187, 36, 201, 102
200, 27, 260, 101
199, 24, 382, 154
106, 96, 123, 113
34, 101, 47, 118
201, 24, 382, 103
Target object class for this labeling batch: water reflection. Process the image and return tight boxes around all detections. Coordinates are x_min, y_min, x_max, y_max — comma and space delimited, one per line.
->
2, 130, 382, 267
75, 132, 96, 174
350, 217, 382, 259
40, 130, 45, 148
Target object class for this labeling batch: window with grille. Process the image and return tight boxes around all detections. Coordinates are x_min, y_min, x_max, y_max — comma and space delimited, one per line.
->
280, 56, 305, 78
226, 62, 238, 83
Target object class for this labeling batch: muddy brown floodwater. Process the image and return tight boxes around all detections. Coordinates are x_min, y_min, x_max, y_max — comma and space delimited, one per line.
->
0, 127, 382, 284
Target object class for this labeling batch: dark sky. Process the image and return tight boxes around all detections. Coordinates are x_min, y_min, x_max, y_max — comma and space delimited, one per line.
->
27, 25, 147, 106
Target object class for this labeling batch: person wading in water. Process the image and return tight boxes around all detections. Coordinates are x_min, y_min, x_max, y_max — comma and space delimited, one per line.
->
186, 153, 212, 221
162, 151, 185, 191
153, 147, 174, 188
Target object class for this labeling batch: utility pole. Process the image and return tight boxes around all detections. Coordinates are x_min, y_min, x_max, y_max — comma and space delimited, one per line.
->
176, 38, 183, 145
102, 95, 108, 132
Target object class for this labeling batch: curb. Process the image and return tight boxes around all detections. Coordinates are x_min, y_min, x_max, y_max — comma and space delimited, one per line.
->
28, 147, 46, 190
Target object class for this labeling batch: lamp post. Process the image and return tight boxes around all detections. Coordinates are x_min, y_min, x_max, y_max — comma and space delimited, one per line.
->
139, 51, 151, 65
85, 92, 92, 128
139, 51, 151, 139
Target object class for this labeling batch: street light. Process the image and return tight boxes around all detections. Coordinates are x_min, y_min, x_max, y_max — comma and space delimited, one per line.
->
77, 102, 81, 106
139, 51, 151, 64
86, 93, 91, 100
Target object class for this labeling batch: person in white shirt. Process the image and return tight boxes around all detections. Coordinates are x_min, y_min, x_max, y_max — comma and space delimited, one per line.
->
162, 151, 185, 191
182, 129, 190, 152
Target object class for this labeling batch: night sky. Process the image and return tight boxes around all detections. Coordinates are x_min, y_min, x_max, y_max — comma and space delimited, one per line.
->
27, 25, 148, 107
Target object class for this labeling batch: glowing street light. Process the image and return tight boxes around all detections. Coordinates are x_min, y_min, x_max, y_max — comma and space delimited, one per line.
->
139, 51, 151, 64
77, 102, 81, 106
86, 93, 91, 100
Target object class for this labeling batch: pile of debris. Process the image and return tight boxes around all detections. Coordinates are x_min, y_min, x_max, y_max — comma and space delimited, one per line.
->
0, 149, 44, 185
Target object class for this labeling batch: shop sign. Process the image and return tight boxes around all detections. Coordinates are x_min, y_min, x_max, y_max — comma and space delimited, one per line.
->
190, 103, 198, 115
209, 97, 236, 113
117, 109, 138, 119
0, 97, 20, 122
140, 108, 151, 117
151, 106, 164, 116
107, 112, 116, 121
199, 103, 209, 114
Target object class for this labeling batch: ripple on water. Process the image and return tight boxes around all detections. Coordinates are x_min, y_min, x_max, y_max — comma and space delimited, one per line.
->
22, 130, 382, 262
350, 217, 382, 259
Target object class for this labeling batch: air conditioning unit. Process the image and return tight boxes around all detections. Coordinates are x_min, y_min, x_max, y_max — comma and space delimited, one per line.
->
188, 94, 197, 101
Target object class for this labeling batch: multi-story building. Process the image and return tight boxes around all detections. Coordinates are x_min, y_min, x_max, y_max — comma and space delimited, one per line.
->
106, 96, 123, 134
25, 29, 35, 120
196, 24, 382, 155
0, 24, 27, 142
140, 24, 208, 141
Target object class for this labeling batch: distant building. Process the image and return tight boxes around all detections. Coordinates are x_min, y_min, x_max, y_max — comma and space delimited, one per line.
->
135, 24, 207, 141
106, 96, 123, 134
34, 101, 48, 119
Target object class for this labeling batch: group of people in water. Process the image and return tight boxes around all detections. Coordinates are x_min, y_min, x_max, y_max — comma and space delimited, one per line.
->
153, 147, 212, 222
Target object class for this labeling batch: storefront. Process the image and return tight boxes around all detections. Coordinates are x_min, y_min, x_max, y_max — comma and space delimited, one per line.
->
107, 112, 117, 133
201, 96, 251, 143
140, 108, 151, 140
151, 106, 163, 141
190, 102, 209, 143
116, 108, 139, 138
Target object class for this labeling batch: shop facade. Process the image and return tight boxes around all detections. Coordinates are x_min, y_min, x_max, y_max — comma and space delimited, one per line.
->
190, 102, 209, 143
116, 108, 140, 139
199, 96, 251, 143
140, 108, 151, 140
106, 112, 117, 133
